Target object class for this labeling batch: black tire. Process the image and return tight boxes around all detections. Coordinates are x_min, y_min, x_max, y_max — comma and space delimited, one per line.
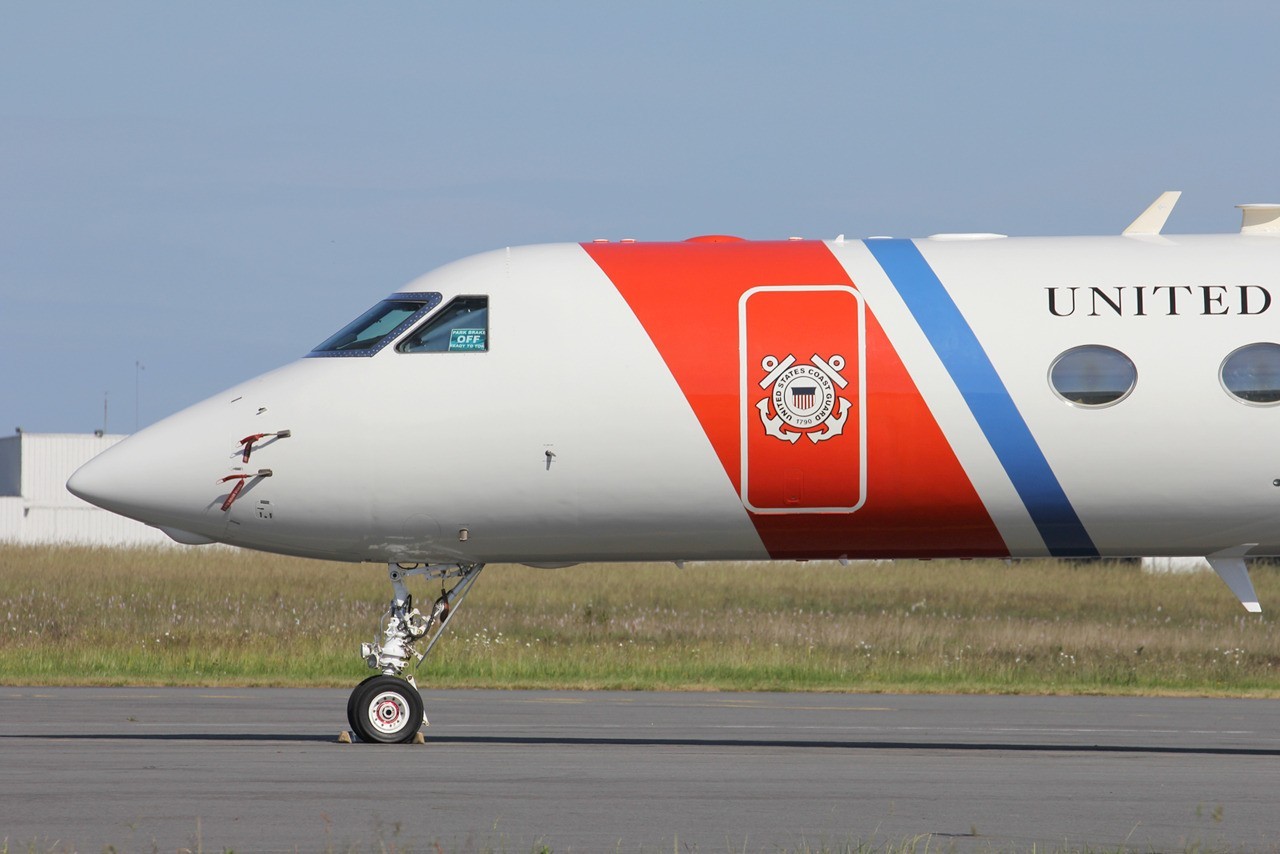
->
346, 674, 381, 736
349, 675, 424, 744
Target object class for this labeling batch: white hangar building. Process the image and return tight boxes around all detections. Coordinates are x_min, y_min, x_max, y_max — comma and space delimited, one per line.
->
0, 432, 173, 547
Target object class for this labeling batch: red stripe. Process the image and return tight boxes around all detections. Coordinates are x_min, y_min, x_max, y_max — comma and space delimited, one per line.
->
584, 240, 1008, 559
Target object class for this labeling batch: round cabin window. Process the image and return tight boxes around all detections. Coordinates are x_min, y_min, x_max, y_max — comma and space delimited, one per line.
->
1048, 345, 1137, 407
1220, 342, 1280, 405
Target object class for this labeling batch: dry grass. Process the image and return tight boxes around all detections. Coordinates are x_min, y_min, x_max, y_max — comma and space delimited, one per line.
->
2, 833, 1258, 854
2, 545, 1279, 695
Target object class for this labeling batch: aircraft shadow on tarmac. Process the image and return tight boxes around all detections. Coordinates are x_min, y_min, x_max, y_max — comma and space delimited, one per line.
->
2, 732, 1278, 756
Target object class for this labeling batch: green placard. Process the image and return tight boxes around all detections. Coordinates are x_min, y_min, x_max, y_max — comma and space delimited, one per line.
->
449, 328, 486, 351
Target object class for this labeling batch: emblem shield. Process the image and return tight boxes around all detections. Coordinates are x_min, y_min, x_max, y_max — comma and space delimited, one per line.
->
739, 286, 865, 513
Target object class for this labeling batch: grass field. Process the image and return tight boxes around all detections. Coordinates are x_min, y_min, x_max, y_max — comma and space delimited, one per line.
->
2, 545, 1280, 695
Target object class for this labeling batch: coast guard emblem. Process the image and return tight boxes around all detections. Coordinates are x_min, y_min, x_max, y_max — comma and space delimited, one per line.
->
740, 285, 864, 513
756, 353, 850, 444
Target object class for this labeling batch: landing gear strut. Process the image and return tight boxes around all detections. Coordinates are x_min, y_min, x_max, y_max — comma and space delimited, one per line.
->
346, 561, 485, 743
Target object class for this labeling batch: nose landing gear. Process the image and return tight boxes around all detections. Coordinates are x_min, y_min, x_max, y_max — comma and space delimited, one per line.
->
346, 561, 485, 744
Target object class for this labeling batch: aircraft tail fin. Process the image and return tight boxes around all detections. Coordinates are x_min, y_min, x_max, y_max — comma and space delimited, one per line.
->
1237, 204, 1280, 234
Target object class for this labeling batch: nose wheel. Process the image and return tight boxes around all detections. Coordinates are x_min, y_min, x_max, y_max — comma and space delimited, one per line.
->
347, 675, 424, 744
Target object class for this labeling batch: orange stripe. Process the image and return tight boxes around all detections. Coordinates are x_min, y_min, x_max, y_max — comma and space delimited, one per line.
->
584, 240, 1008, 558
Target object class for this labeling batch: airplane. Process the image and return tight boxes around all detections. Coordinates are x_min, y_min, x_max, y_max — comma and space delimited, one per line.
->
67, 191, 1280, 743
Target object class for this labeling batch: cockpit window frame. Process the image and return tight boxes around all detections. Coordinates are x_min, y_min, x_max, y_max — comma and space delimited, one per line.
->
395, 295, 491, 355
306, 292, 443, 359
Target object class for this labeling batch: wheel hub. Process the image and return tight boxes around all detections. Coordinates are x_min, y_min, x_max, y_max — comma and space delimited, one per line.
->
368, 691, 408, 734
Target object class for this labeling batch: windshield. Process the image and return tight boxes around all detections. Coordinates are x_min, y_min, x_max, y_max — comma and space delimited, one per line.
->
309, 292, 442, 357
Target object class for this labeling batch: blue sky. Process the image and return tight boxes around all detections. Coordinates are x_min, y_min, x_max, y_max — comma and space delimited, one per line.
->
4, 2, 1279, 433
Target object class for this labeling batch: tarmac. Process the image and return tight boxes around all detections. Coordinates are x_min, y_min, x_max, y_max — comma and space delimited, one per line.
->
2, 687, 1279, 852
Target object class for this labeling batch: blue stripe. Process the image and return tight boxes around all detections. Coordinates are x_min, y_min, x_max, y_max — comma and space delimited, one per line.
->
864, 239, 1097, 558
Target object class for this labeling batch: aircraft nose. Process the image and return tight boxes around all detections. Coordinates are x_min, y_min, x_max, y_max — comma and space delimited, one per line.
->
67, 433, 175, 520
66, 438, 145, 516
66, 447, 106, 506
67, 412, 231, 540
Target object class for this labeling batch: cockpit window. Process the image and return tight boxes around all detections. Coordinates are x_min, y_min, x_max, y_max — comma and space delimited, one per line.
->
308, 292, 442, 358
397, 296, 489, 353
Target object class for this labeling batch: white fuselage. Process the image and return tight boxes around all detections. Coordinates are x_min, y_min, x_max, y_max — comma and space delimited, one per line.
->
68, 233, 1280, 565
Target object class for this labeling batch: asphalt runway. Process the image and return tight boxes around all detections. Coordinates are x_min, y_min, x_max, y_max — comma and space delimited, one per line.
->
2, 689, 1280, 852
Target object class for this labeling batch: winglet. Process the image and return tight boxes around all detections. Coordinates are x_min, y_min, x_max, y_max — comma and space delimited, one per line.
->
1123, 191, 1181, 236
1207, 546, 1261, 613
